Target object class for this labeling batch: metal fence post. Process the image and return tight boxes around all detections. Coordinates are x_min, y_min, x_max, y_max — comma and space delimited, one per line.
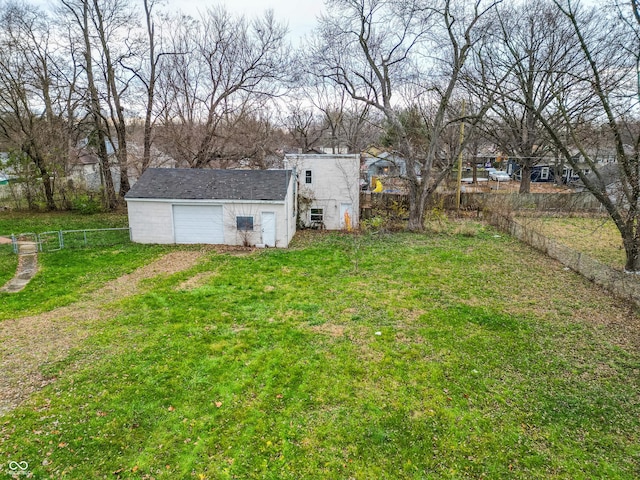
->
59, 230, 64, 250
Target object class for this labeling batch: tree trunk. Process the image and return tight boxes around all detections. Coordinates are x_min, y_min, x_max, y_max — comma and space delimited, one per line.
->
78, 0, 117, 209
407, 190, 425, 231
519, 164, 532, 193
97, 140, 117, 209
24, 143, 56, 210
407, 205, 425, 231
623, 225, 640, 273
41, 172, 56, 211
141, 0, 156, 174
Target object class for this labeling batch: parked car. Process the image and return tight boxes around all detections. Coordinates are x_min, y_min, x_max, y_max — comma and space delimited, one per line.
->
485, 167, 498, 178
490, 171, 511, 182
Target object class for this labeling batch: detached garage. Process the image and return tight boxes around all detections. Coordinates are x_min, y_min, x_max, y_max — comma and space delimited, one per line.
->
125, 168, 296, 248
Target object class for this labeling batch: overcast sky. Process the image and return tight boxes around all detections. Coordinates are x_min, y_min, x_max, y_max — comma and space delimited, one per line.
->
172, 0, 326, 43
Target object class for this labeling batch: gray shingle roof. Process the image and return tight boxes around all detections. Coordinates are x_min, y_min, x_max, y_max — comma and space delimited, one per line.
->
125, 168, 292, 201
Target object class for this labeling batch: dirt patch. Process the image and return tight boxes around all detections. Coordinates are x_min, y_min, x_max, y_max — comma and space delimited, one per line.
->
308, 322, 346, 338
0, 250, 205, 416
177, 271, 220, 291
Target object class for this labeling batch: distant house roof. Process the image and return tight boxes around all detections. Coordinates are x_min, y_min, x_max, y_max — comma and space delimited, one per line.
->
125, 168, 292, 201
579, 163, 621, 189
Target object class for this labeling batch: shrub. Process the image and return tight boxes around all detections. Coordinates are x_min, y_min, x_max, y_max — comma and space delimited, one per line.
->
71, 195, 102, 214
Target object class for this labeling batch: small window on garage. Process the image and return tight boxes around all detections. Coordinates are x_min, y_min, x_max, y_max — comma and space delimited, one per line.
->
310, 208, 323, 222
305, 170, 312, 184
236, 216, 254, 231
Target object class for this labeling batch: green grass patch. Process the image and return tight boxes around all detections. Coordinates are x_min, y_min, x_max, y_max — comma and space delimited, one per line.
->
516, 215, 625, 269
0, 211, 170, 318
1, 228, 639, 479
0, 211, 129, 235
0, 245, 169, 320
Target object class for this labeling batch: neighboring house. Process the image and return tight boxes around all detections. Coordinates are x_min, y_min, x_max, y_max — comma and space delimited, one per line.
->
68, 151, 122, 192
364, 151, 407, 180
69, 139, 122, 192
125, 168, 296, 248
284, 153, 359, 230
576, 163, 624, 204
508, 160, 556, 183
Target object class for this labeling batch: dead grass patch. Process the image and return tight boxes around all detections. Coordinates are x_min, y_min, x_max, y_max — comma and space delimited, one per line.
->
177, 271, 220, 291
308, 322, 346, 338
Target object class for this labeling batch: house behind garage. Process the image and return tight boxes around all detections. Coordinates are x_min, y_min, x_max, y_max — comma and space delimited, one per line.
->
284, 153, 359, 230
125, 168, 296, 248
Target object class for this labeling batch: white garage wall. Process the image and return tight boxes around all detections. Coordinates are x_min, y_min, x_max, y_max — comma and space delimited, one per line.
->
127, 201, 174, 244
126, 196, 296, 247
221, 201, 291, 248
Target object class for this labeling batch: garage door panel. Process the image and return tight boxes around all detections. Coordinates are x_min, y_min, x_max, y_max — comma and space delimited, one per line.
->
173, 205, 223, 244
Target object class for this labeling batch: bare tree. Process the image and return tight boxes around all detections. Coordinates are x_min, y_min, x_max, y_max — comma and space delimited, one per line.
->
156, 8, 289, 169
476, 0, 579, 193
0, 2, 70, 210
532, 1, 640, 272
140, 0, 161, 173
90, 0, 138, 197
283, 100, 327, 152
309, 0, 497, 230
60, 0, 118, 209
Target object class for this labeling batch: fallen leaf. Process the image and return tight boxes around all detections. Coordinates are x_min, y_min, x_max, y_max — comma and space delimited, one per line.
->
215, 402, 222, 408
168, 406, 175, 412
58, 442, 68, 448
132, 465, 139, 472
276, 394, 283, 399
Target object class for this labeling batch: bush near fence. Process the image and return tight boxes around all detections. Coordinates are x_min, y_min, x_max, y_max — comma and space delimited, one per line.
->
485, 210, 640, 308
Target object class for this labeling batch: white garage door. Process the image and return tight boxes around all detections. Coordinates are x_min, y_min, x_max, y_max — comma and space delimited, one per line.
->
173, 205, 224, 244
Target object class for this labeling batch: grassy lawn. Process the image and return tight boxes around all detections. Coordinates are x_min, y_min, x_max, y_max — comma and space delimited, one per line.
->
515, 215, 625, 269
1, 221, 639, 479
0, 211, 168, 317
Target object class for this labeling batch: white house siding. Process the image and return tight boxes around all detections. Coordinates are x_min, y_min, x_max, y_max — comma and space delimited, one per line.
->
126, 198, 295, 248
220, 200, 292, 248
284, 154, 360, 230
127, 200, 174, 243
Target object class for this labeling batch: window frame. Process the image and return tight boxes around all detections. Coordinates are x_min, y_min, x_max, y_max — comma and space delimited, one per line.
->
310, 208, 324, 222
236, 215, 254, 231
304, 170, 312, 184
540, 167, 550, 180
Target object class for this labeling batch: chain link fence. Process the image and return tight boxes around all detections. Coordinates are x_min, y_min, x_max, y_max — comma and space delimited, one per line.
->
485, 210, 640, 307
1, 228, 131, 255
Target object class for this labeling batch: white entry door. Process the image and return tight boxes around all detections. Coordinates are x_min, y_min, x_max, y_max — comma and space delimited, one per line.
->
340, 203, 353, 229
262, 212, 276, 247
